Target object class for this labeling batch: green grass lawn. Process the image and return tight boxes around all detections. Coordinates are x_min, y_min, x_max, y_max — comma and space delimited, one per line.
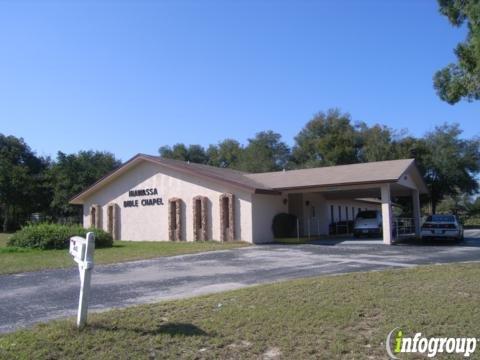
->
0, 233, 11, 247
1, 262, 479, 359
0, 233, 248, 275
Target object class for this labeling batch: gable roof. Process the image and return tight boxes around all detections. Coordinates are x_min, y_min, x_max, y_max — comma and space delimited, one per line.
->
141, 155, 272, 192
69, 154, 427, 204
247, 158, 425, 190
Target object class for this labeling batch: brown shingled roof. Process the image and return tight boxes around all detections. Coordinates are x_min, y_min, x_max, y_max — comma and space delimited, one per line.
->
70, 154, 426, 204
141, 155, 274, 193
246, 159, 418, 190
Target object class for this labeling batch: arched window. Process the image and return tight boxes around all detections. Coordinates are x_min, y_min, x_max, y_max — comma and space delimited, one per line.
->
107, 203, 118, 240
193, 196, 208, 241
219, 193, 235, 242
89, 204, 101, 228
168, 198, 183, 241
90, 206, 96, 228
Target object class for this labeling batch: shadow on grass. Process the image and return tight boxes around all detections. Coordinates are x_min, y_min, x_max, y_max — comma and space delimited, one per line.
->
157, 323, 209, 336
111, 244, 127, 248
90, 322, 209, 337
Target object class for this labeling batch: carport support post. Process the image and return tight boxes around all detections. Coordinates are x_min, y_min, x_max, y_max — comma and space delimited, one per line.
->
381, 184, 393, 245
412, 189, 421, 238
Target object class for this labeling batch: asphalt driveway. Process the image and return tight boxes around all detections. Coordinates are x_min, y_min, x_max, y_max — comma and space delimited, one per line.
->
1, 230, 480, 333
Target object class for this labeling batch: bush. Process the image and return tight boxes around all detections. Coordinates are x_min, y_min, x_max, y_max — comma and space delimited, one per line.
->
75, 226, 113, 248
464, 216, 480, 228
8, 223, 113, 250
272, 213, 298, 238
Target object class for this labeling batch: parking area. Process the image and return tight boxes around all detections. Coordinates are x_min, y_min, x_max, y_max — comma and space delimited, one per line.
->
1, 229, 479, 333
299, 230, 480, 266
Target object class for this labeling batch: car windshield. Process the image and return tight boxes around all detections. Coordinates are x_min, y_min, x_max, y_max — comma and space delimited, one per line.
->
426, 215, 455, 222
357, 211, 377, 219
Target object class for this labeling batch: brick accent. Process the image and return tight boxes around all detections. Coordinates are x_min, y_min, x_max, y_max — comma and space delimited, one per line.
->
90, 204, 102, 229
107, 203, 118, 240
219, 193, 235, 242
168, 198, 183, 241
193, 196, 208, 241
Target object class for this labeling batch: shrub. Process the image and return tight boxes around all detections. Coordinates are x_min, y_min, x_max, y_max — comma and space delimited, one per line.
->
8, 223, 113, 250
464, 216, 480, 228
74, 226, 113, 248
272, 213, 298, 238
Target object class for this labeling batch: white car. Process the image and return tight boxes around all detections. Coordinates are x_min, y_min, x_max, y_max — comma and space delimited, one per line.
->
353, 210, 383, 238
421, 214, 464, 241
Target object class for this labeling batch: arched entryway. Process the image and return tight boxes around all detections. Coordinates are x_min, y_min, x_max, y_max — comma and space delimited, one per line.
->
219, 193, 234, 242
168, 198, 183, 241
193, 196, 208, 241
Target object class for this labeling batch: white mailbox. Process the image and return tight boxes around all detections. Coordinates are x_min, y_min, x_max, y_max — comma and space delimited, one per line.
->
69, 232, 95, 328
69, 236, 86, 263
69, 235, 94, 269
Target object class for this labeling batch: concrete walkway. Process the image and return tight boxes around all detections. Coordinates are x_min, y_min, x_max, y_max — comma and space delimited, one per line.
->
1, 230, 480, 333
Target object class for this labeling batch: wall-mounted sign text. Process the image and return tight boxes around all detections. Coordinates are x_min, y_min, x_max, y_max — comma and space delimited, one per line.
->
124, 188, 164, 208
129, 188, 158, 197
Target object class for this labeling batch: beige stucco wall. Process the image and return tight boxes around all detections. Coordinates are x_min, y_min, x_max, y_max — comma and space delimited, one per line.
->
251, 193, 288, 243
323, 199, 379, 223
299, 193, 330, 235
397, 170, 419, 190
250, 192, 379, 243
80, 159, 387, 244
290, 192, 380, 236
82, 161, 253, 242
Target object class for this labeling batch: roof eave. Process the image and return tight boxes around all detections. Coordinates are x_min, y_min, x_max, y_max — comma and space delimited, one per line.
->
271, 179, 397, 192
69, 153, 145, 205
69, 154, 263, 205
400, 160, 429, 194
141, 155, 261, 194
254, 189, 282, 195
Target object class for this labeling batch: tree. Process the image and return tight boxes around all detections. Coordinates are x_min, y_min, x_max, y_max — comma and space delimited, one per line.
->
206, 139, 243, 169
467, 196, 480, 216
436, 192, 472, 215
356, 123, 398, 162
394, 136, 427, 161
186, 145, 209, 164
434, 0, 480, 104
238, 131, 290, 173
419, 124, 480, 213
159, 144, 188, 161
292, 109, 359, 167
0, 134, 49, 232
49, 151, 121, 220
159, 144, 209, 164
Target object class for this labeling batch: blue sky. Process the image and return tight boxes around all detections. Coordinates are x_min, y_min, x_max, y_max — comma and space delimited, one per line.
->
1, 0, 478, 161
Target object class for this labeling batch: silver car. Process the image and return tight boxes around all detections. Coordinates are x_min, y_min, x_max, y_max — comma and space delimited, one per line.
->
353, 210, 382, 238
421, 214, 464, 241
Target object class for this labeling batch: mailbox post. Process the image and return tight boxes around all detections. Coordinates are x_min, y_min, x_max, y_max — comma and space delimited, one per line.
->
69, 232, 95, 328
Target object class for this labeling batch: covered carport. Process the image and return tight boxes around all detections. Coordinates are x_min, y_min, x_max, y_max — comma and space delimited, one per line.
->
289, 182, 423, 244
247, 159, 429, 245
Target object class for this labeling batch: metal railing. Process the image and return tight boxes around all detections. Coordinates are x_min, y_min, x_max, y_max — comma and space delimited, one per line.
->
292, 217, 418, 241
395, 218, 416, 238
